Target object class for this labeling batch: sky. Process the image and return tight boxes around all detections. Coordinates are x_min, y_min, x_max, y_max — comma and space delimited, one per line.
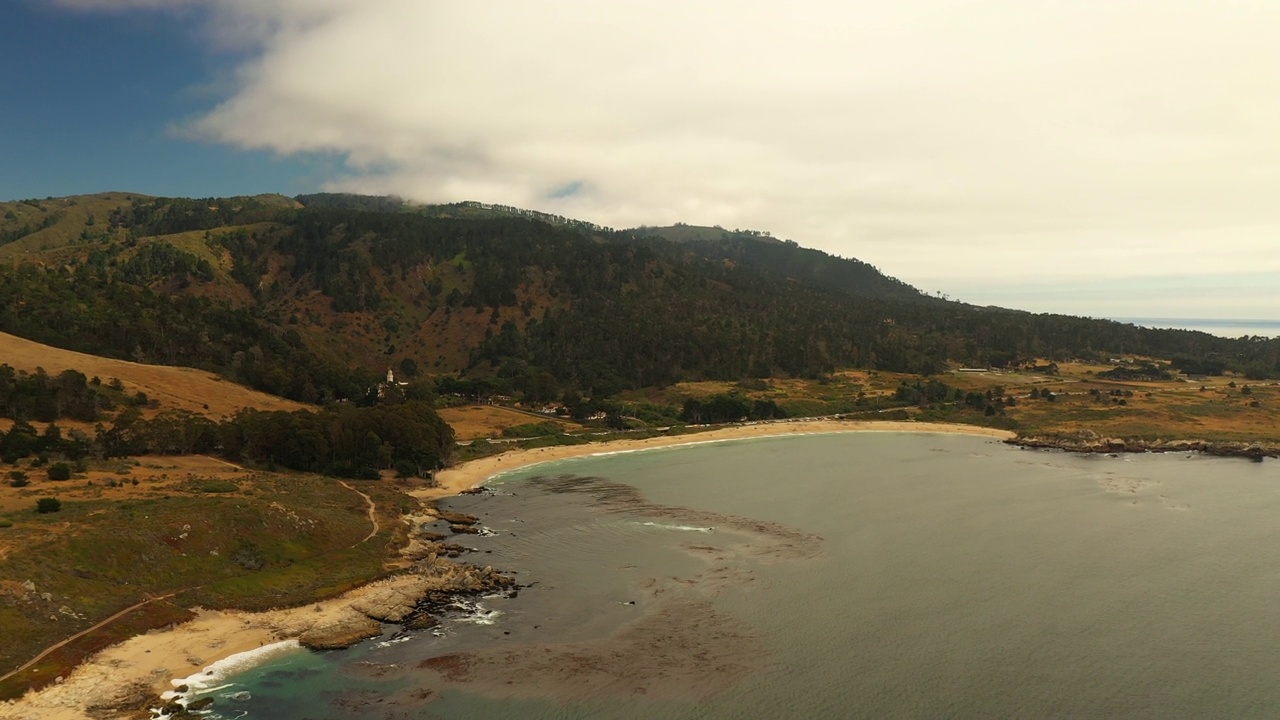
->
5, 0, 1280, 323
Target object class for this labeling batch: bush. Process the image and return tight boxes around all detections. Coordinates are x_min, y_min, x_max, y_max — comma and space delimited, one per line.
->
199, 480, 239, 493
36, 497, 61, 514
0, 518, 12, 528
8, 471, 28, 488
47, 463, 72, 481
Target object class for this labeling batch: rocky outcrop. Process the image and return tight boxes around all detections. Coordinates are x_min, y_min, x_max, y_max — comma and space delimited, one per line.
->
299, 614, 383, 650
437, 511, 480, 526
351, 578, 428, 623
297, 554, 515, 650
1009, 431, 1278, 459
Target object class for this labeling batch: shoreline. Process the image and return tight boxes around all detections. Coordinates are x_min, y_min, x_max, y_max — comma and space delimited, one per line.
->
0, 419, 1011, 720
425, 419, 1015, 499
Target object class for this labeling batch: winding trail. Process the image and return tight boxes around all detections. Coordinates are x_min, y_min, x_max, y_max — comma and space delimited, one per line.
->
0, 591, 179, 686
339, 481, 379, 546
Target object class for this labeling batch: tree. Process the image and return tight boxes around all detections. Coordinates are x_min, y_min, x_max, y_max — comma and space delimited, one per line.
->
398, 357, 419, 379
36, 497, 61, 514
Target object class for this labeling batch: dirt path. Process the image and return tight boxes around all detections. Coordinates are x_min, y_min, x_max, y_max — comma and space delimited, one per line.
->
338, 481, 379, 546
0, 591, 178, 687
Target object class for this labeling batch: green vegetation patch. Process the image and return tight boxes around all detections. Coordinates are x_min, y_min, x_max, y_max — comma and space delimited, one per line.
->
500, 421, 565, 438
0, 473, 403, 693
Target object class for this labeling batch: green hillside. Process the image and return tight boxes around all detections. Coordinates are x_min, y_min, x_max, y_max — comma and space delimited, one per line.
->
0, 192, 1276, 407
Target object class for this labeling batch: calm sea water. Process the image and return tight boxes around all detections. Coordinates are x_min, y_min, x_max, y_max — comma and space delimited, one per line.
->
1112, 317, 1280, 339
191, 433, 1280, 719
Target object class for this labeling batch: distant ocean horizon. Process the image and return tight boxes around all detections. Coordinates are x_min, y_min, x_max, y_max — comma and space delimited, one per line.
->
1109, 317, 1280, 339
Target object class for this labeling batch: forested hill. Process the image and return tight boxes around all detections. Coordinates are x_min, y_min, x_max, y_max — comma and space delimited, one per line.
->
0, 192, 1276, 405
629, 224, 927, 302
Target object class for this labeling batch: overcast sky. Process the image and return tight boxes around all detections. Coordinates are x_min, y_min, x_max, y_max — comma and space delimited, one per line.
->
14, 1, 1280, 322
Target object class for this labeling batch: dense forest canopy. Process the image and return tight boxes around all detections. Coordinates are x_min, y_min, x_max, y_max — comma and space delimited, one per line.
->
0, 192, 1276, 409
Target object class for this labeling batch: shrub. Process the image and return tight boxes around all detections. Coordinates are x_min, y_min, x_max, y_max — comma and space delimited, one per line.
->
232, 541, 266, 570
199, 480, 239, 494
36, 497, 61, 514
47, 463, 72, 481
0, 519, 12, 528
8, 471, 29, 488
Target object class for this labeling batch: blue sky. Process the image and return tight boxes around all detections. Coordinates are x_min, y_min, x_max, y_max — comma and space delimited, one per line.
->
5, 1, 1280, 326
0, 1, 330, 200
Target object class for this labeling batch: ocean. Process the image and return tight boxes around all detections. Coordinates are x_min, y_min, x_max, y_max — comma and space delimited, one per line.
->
1111, 317, 1280, 339
183, 433, 1280, 718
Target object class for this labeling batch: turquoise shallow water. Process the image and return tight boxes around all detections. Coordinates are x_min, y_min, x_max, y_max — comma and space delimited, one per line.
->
194, 433, 1280, 719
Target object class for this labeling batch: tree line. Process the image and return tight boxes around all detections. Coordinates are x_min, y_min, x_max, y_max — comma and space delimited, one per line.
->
3, 399, 454, 480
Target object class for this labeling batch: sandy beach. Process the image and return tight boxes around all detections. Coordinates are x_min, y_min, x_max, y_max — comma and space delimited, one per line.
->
423, 420, 1013, 500
0, 419, 1011, 720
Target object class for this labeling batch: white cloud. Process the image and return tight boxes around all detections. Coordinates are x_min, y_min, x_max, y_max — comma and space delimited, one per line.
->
51, 0, 1280, 315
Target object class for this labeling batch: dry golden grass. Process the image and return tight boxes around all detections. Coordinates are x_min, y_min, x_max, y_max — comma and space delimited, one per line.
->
0, 455, 253, 514
0, 331, 309, 419
438, 404, 579, 441
1005, 383, 1280, 441
939, 363, 1280, 441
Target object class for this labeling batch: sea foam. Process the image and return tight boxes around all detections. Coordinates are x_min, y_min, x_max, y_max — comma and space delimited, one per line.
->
156, 639, 301, 712
639, 521, 715, 533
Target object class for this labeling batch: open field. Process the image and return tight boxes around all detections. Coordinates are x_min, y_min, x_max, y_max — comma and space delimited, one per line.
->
0, 330, 309, 419
0, 455, 250, 514
632, 371, 917, 419
617, 362, 1280, 443
943, 364, 1280, 442
438, 404, 580, 440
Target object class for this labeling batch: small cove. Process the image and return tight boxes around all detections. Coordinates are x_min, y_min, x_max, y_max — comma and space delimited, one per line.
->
194, 433, 1280, 718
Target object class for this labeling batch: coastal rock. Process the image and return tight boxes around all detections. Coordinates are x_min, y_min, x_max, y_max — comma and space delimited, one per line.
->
352, 580, 428, 623
299, 613, 383, 650
437, 511, 479, 526
450, 524, 482, 535
85, 679, 157, 714
342, 559, 514, 631
1010, 435, 1280, 459
405, 612, 439, 630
